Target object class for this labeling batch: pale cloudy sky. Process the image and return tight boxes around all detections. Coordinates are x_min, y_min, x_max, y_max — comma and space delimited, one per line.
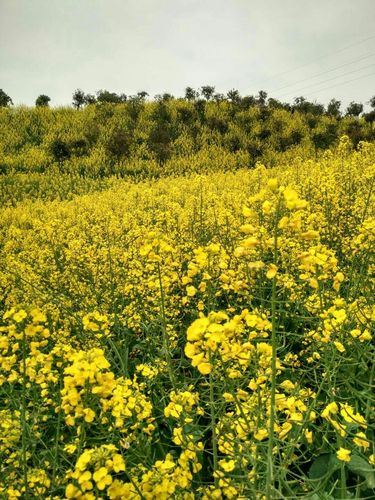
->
1, 0, 374, 108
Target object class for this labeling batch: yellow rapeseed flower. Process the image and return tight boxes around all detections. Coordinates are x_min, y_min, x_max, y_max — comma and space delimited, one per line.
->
218, 459, 235, 472
266, 264, 278, 279
336, 448, 351, 462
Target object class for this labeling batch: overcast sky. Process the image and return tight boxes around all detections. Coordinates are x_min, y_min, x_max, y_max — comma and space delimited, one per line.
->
1, 0, 374, 108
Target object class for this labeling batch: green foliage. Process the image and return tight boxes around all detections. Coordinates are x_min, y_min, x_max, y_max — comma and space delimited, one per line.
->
327, 98, 341, 118
200, 85, 215, 101
49, 138, 71, 163
346, 101, 364, 117
185, 86, 199, 101
72, 88, 85, 109
348, 455, 375, 489
96, 89, 126, 104
0, 89, 13, 107
35, 95, 51, 107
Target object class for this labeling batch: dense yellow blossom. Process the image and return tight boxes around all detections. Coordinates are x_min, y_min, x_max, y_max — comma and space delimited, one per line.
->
0, 142, 374, 498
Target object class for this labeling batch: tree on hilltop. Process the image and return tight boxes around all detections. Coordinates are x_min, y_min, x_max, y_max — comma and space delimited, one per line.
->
200, 85, 215, 101
327, 98, 341, 118
363, 96, 375, 125
96, 90, 122, 104
84, 93, 96, 105
257, 90, 268, 106
35, 94, 51, 107
185, 87, 199, 101
0, 89, 13, 107
137, 91, 149, 102
227, 89, 241, 104
346, 101, 363, 117
72, 89, 86, 109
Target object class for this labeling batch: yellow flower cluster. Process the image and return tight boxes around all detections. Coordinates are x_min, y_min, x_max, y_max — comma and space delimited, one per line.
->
61, 348, 154, 435
185, 310, 271, 376
0, 409, 21, 462
164, 389, 204, 473
65, 444, 125, 498
321, 401, 368, 440
107, 451, 199, 499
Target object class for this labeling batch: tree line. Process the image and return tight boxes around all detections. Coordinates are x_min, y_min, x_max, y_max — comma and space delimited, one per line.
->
0, 86, 374, 178
1, 87, 374, 122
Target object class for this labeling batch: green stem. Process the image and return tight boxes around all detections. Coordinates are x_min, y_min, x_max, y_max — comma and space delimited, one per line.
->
209, 357, 218, 485
340, 461, 347, 499
21, 325, 28, 495
365, 353, 375, 421
266, 202, 280, 499
266, 275, 278, 499
51, 375, 63, 492
157, 262, 176, 387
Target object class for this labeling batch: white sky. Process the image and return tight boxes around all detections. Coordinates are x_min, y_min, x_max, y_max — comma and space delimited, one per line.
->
1, 0, 374, 109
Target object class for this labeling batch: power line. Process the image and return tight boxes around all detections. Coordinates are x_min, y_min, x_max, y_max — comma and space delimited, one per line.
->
268, 52, 375, 94
273, 63, 375, 99
247, 33, 375, 89
288, 72, 375, 99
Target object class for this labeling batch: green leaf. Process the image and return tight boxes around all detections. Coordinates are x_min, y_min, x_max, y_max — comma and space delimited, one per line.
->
347, 455, 375, 489
309, 453, 337, 480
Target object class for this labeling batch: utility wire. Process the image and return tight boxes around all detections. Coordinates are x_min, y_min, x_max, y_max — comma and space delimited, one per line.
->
268, 52, 375, 94
287, 71, 375, 99
248, 33, 375, 89
273, 63, 375, 99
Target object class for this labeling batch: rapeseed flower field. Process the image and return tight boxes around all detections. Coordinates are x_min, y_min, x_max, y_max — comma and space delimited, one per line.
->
0, 137, 374, 498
